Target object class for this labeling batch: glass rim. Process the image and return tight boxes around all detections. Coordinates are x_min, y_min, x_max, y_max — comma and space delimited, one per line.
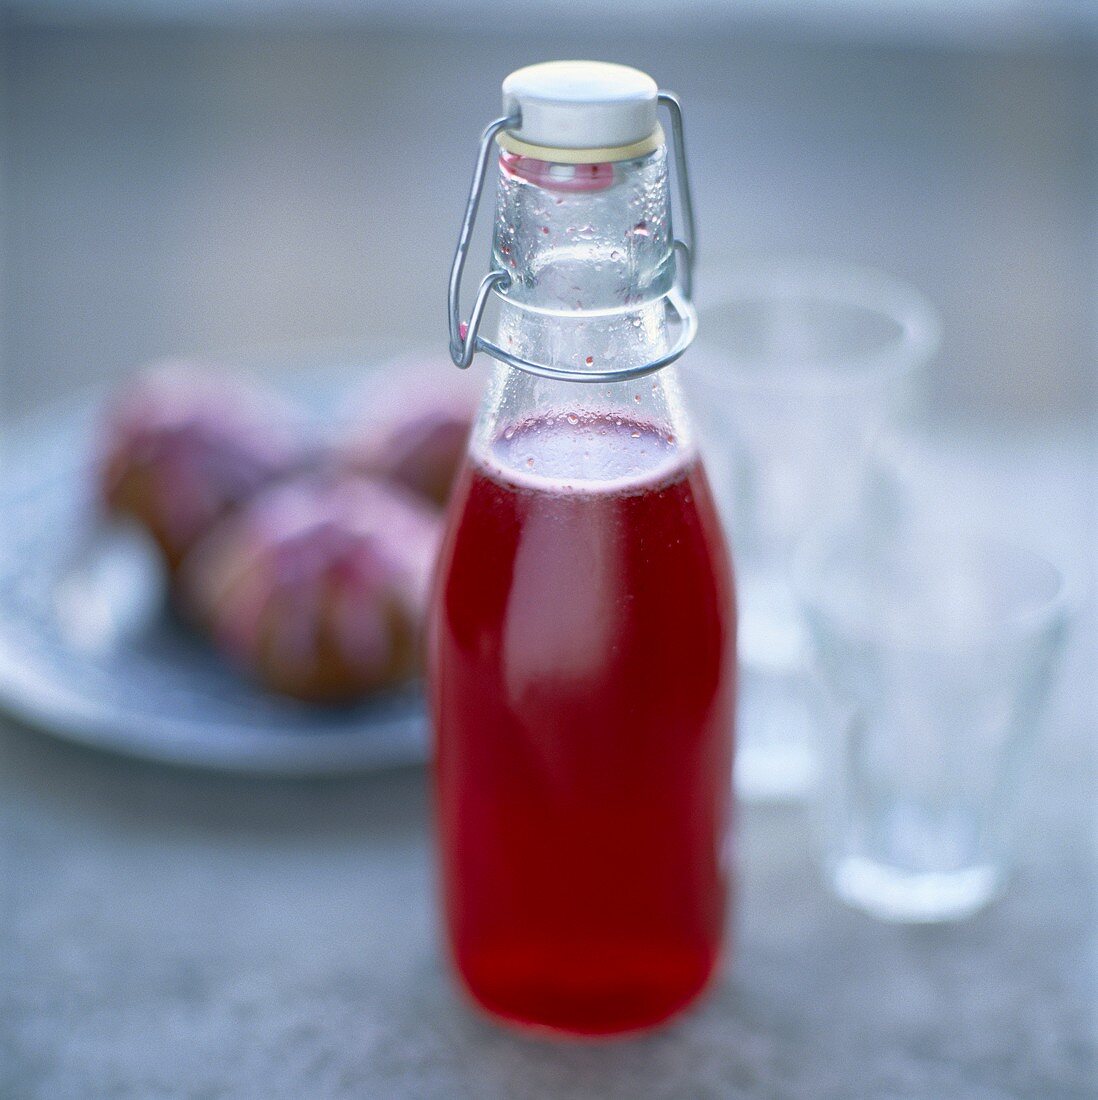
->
691, 258, 941, 395
792, 524, 1078, 655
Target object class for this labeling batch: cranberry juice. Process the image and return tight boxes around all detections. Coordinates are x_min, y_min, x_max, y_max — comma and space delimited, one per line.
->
430, 413, 735, 1036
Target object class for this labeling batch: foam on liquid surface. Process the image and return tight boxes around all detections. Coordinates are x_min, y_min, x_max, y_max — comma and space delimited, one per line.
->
477, 412, 692, 493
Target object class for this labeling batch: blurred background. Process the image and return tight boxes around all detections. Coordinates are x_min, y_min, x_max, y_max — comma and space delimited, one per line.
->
1, 1, 1095, 426
1, 4, 1095, 1096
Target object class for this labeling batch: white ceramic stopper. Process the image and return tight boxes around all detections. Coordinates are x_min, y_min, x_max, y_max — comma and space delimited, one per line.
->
501, 61, 660, 155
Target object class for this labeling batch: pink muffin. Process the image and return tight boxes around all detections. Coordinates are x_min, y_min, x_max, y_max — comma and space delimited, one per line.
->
100, 363, 306, 572
180, 473, 441, 703
342, 394, 475, 508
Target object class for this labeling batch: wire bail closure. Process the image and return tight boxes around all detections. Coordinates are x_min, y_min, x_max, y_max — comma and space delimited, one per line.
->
447, 93, 697, 384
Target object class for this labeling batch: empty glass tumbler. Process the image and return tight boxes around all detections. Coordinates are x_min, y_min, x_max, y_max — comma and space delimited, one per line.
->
688, 262, 940, 801
796, 522, 1071, 923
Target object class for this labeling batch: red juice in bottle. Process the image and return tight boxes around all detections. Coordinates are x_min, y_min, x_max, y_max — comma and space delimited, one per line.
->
433, 61, 735, 1037
431, 414, 735, 1036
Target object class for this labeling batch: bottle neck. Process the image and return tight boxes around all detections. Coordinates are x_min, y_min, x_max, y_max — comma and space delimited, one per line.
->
469, 142, 696, 480
492, 145, 675, 375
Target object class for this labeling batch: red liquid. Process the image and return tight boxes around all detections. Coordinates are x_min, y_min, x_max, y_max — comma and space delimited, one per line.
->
429, 414, 736, 1037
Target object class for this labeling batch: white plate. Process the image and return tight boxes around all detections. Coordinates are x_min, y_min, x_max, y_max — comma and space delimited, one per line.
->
0, 351, 464, 774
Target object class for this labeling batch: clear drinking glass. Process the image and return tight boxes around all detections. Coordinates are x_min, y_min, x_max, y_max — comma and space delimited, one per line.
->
795, 521, 1071, 923
688, 262, 940, 801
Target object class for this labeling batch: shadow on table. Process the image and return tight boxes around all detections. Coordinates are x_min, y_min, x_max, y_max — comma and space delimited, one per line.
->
0, 715, 428, 845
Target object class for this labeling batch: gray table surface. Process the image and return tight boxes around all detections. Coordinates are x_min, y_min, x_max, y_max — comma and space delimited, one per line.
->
2, 431, 1094, 1099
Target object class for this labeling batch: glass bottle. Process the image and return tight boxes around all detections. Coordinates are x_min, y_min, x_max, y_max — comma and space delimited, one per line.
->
430, 62, 736, 1037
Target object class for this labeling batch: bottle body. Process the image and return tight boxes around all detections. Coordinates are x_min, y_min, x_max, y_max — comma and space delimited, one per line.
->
430, 144, 736, 1036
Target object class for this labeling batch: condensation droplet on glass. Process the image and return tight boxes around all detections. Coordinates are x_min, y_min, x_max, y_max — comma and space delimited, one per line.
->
633, 393, 641, 403
631, 431, 640, 438
631, 220, 649, 237
526, 456, 535, 468
541, 226, 550, 235
503, 426, 515, 440
610, 250, 621, 260
585, 356, 594, 365
566, 413, 579, 425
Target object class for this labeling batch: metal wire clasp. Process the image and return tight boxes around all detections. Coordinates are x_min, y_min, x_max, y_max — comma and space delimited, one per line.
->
447, 92, 698, 383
